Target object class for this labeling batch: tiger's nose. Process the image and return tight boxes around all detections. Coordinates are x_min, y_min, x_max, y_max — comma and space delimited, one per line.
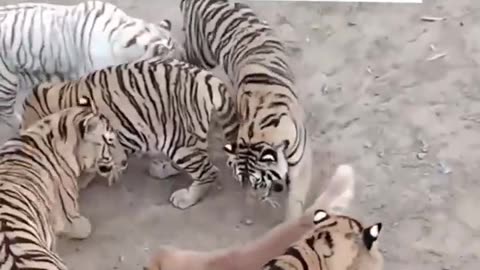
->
272, 182, 284, 192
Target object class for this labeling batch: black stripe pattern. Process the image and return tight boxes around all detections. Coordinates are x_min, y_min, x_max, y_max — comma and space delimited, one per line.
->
22, 57, 239, 209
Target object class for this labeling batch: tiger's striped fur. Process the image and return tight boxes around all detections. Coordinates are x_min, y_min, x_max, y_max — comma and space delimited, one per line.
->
0, 0, 178, 130
263, 209, 384, 270
21, 57, 239, 209
0, 100, 118, 269
179, 0, 312, 220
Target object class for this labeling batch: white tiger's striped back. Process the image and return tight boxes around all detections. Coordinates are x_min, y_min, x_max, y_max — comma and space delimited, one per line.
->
0, 0, 177, 130
0, 1, 176, 78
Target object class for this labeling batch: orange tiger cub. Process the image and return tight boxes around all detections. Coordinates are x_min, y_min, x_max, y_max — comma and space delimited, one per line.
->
146, 164, 379, 270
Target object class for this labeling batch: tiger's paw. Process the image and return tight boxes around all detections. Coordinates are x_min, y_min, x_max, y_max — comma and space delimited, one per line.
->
169, 188, 200, 209
65, 216, 92, 240
148, 160, 180, 180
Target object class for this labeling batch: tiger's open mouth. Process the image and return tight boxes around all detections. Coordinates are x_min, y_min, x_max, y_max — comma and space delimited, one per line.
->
98, 165, 113, 173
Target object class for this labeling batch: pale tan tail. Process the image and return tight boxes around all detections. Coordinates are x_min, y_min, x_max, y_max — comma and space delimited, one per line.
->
145, 246, 216, 270
145, 247, 167, 270
305, 164, 355, 214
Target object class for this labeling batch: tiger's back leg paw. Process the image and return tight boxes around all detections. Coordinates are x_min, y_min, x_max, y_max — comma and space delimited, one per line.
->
148, 159, 181, 180
64, 215, 92, 240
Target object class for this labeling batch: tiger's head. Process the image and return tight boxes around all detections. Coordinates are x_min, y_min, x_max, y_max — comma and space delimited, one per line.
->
22, 81, 129, 185
74, 98, 128, 183
112, 19, 183, 64
223, 139, 290, 195
270, 209, 384, 270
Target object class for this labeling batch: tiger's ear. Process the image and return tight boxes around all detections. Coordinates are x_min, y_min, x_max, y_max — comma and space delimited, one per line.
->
313, 209, 329, 224
363, 223, 382, 250
158, 19, 172, 31
224, 143, 237, 154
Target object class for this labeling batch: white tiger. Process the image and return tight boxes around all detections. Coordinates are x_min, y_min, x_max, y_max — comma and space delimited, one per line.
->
0, 0, 180, 130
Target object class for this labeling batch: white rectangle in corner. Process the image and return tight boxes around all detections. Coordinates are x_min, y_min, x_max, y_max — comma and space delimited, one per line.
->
247, 0, 422, 3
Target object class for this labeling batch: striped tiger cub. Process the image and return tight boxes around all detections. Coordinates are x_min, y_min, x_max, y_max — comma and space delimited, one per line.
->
263, 209, 384, 270
21, 57, 239, 209
0, 0, 179, 130
179, 0, 313, 220
0, 98, 119, 269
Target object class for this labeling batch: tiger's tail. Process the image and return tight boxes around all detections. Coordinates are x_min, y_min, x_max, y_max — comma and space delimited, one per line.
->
306, 164, 355, 214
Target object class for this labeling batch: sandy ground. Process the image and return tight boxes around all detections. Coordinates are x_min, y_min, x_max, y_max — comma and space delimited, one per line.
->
0, 0, 479, 269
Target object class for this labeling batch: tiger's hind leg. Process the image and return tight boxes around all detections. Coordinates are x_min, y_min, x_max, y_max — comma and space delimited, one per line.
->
52, 185, 92, 239
148, 157, 181, 179
53, 209, 92, 240
168, 143, 218, 209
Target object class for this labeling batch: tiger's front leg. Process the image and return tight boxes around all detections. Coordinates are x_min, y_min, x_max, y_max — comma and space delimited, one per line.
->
60, 215, 92, 240
285, 144, 313, 220
52, 197, 92, 240
168, 145, 218, 209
